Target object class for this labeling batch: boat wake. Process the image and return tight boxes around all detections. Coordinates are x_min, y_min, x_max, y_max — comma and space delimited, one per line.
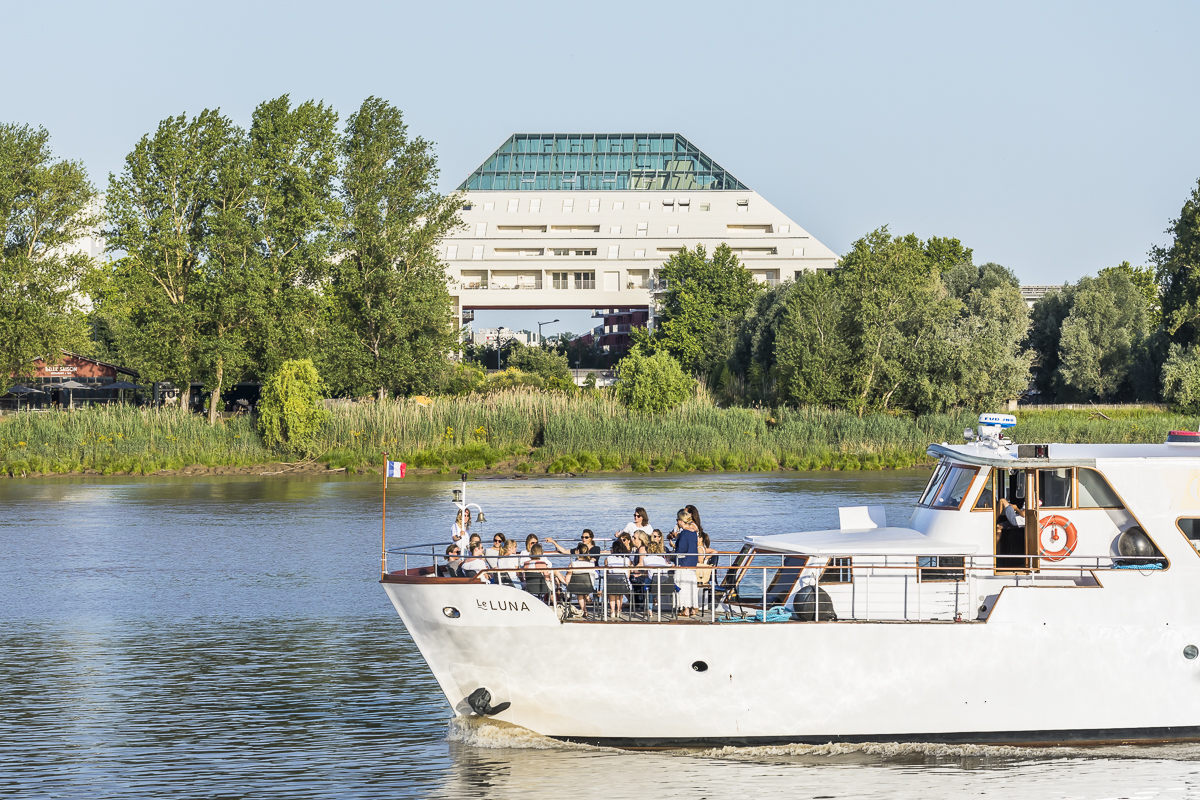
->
446, 716, 599, 750
695, 741, 1053, 762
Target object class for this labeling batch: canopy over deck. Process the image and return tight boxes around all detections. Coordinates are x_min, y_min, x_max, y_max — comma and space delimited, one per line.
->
745, 527, 979, 556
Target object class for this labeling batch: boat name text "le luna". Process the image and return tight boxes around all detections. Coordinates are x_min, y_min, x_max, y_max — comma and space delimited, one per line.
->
476, 599, 531, 612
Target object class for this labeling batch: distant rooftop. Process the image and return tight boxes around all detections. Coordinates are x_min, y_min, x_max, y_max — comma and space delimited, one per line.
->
458, 133, 749, 192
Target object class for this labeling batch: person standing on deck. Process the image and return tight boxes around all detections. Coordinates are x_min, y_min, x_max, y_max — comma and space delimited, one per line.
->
673, 509, 700, 617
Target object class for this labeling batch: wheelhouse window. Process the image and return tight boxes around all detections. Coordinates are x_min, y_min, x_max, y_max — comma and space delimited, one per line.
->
819, 557, 851, 584
972, 469, 994, 510
919, 461, 952, 506
1038, 469, 1072, 508
1078, 468, 1123, 508
922, 464, 979, 509
1177, 519, 1200, 553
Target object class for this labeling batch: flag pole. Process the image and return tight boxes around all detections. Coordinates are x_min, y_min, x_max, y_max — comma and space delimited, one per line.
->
382, 451, 388, 577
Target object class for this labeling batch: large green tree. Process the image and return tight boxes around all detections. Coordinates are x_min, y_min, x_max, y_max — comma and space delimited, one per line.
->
775, 270, 852, 407
1155, 178, 1200, 344
324, 97, 461, 399
1057, 270, 1151, 400
0, 123, 97, 393
105, 109, 242, 409
653, 243, 760, 375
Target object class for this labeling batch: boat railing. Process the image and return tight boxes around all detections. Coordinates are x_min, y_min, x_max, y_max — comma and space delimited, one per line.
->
383, 541, 1165, 624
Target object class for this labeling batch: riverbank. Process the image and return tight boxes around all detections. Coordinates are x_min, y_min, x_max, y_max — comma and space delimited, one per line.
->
1, 390, 1195, 478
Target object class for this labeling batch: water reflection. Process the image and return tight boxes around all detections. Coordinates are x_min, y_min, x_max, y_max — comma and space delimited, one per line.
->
2, 472, 1199, 798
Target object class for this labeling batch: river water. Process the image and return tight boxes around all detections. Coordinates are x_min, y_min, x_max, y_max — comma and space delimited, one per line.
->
3, 471, 1200, 799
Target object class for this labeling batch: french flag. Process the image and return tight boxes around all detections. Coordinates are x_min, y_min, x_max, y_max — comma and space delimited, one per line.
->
386, 461, 406, 478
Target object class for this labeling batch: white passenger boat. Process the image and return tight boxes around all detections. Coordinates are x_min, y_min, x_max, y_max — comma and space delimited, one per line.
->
381, 416, 1200, 746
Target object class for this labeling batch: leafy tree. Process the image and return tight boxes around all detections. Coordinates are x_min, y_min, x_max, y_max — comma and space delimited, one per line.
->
1025, 284, 1075, 399
257, 359, 329, 454
775, 272, 852, 407
243, 97, 341, 377
835, 228, 959, 412
324, 97, 462, 399
614, 349, 695, 413
1162, 344, 1200, 413
1099, 261, 1159, 329
1057, 270, 1150, 400
1155, 178, 1200, 343
0, 123, 97, 393
105, 109, 242, 409
506, 342, 571, 382
653, 243, 760, 374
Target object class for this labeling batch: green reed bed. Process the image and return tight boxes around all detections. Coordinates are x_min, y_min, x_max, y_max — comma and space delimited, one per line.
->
5, 393, 1198, 478
0, 405, 271, 476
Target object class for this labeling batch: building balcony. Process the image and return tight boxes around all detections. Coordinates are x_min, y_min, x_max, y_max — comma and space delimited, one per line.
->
489, 281, 543, 290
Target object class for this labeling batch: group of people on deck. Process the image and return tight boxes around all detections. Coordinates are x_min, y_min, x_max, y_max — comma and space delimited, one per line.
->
440, 505, 716, 619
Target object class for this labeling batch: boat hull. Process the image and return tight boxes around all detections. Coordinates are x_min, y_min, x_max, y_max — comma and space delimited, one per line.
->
383, 574, 1200, 746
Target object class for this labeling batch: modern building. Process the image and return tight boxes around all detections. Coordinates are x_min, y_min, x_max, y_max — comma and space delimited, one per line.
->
445, 133, 838, 355
472, 327, 542, 347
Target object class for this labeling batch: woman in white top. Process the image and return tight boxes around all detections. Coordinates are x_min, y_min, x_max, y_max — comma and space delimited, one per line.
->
452, 509, 470, 546
616, 507, 653, 541
496, 539, 521, 587
460, 544, 489, 582
485, 533, 507, 568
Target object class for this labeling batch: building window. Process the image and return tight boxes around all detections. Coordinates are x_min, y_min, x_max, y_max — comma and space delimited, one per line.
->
589, 198, 600, 213
574, 271, 596, 289
677, 198, 689, 212
563, 198, 574, 213
507, 198, 519, 212
529, 198, 541, 213
471, 245, 484, 260
553, 272, 569, 289
635, 249, 646, 258
699, 203, 710, 211
576, 249, 597, 256
636, 222, 648, 237
779, 224, 791, 234
793, 247, 805, 257
667, 225, 679, 235
475, 222, 487, 237
610, 226, 622, 234
794, 270, 804, 280
662, 199, 674, 212
484, 202, 495, 211
446, 245, 458, 260
607, 245, 619, 259
639, 201, 650, 210
553, 249, 570, 256
736, 198, 748, 212
613, 201, 624, 210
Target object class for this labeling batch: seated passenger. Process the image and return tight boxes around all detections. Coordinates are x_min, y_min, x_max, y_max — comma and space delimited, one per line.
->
496, 539, 521, 587
616, 507, 653, 541
439, 544, 463, 578
604, 539, 634, 619
998, 497, 1025, 528
642, 536, 674, 612
520, 533, 540, 556
563, 547, 597, 617
486, 533, 508, 567
579, 529, 601, 557
461, 544, 489, 582
520, 544, 554, 601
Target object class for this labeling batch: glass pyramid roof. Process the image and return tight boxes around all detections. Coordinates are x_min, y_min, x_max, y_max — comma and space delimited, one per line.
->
458, 133, 748, 192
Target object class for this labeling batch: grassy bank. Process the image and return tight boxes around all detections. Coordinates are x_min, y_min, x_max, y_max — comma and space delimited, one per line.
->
4, 390, 1197, 477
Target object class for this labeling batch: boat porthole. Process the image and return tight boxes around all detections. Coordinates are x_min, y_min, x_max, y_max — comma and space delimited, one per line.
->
1185, 645, 1198, 660
691, 660, 708, 673
443, 607, 461, 619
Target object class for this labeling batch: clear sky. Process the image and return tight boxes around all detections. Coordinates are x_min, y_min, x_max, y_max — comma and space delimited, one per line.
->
5, 0, 1198, 337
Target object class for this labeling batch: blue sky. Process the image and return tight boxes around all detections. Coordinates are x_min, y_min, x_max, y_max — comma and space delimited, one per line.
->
5, 0, 1198, 336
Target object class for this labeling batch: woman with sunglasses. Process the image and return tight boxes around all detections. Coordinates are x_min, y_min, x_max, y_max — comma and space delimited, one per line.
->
485, 533, 508, 575
452, 508, 471, 547
616, 507, 653, 541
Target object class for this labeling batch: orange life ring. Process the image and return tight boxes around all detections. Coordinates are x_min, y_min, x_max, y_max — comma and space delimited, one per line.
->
1038, 515, 1078, 561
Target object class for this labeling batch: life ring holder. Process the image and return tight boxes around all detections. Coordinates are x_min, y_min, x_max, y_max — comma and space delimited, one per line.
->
1038, 514, 1078, 561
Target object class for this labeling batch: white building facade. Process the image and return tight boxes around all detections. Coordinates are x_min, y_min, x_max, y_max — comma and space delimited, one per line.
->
444, 134, 838, 331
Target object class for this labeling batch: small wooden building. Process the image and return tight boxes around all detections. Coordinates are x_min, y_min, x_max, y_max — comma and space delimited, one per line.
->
7, 351, 140, 409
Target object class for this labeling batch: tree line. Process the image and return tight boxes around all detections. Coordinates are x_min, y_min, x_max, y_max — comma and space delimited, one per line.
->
645, 177, 1200, 414
2, 96, 462, 419
5, 98, 1200, 417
